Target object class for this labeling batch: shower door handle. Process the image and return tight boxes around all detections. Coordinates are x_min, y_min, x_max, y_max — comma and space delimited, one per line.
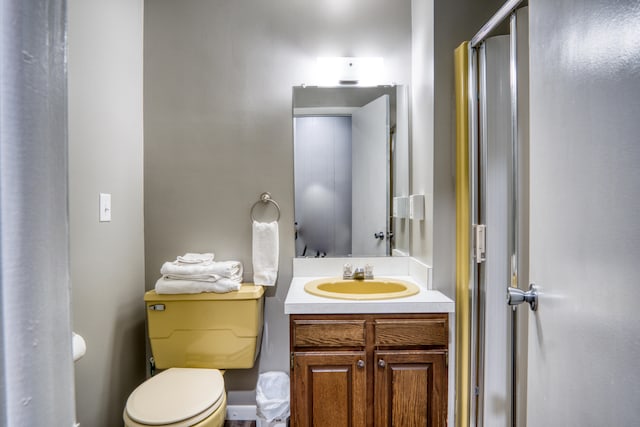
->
507, 283, 538, 311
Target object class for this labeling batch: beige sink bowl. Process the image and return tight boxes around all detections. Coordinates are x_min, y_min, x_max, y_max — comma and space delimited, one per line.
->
304, 277, 420, 300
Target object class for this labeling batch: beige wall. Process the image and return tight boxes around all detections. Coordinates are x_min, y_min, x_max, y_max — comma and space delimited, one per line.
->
68, 1, 146, 426
144, 0, 411, 404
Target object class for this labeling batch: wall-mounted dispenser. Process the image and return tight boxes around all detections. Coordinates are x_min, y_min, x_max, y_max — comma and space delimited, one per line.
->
393, 196, 410, 219
409, 194, 425, 220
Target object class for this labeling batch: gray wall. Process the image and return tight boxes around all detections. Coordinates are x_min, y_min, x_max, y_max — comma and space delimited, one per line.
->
411, 0, 504, 299
144, 0, 411, 403
410, 0, 435, 267
433, 0, 506, 299
68, 1, 146, 426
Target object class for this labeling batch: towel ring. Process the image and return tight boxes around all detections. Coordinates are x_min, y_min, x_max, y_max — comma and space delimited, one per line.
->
250, 192, 281, 222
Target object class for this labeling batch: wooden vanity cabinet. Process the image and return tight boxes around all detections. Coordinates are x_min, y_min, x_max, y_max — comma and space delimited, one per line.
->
290, 314, 448, 427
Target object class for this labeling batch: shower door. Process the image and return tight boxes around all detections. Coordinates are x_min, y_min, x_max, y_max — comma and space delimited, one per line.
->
467, 6, 529, 427
476, 34, 513, 427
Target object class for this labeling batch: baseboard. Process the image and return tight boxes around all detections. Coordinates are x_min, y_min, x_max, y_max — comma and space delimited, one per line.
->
226, 405, 257, 420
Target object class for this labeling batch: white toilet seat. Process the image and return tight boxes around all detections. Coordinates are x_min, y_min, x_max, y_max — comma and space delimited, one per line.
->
124, 368, 225, 427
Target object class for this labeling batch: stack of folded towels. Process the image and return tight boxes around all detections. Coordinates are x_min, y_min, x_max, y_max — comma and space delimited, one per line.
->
154, 252, 243, 294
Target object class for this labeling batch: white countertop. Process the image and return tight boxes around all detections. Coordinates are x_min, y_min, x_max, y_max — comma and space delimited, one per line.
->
284, 276, 455, 314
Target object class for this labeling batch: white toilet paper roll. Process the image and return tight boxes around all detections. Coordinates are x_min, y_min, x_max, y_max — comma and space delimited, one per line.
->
72, 332, 86, 362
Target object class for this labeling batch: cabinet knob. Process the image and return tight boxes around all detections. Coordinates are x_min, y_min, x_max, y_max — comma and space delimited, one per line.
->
378, 359, 386, 368
357, 359, 365, 368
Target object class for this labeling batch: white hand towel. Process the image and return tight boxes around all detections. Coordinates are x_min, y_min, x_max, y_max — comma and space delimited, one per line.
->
160, 260, 243, 281
176, 252, 215, 264
252, 220, 279, 286
155, 276, 241, 294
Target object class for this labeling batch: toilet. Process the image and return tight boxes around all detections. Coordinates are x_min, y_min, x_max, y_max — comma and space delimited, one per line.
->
123, 285, 265, 427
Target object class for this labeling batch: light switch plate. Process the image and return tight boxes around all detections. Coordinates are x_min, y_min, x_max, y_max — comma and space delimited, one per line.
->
99, 193, 111, 222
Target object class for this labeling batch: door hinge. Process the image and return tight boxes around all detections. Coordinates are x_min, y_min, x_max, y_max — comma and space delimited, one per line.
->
473, 224, 487, 263
290, 352, 294, 370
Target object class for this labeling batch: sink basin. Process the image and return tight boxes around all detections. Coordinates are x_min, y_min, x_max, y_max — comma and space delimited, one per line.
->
304, 277, 420, 300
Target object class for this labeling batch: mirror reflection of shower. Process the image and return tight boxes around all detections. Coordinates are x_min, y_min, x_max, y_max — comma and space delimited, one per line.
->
294, 115, 353, 257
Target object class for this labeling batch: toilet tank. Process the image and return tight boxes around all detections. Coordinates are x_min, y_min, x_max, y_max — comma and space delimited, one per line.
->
144, 285, 264, 370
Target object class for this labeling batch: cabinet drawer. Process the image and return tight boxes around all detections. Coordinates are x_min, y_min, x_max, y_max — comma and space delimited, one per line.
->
292, 319, 366, 347
374, 318, 447, 347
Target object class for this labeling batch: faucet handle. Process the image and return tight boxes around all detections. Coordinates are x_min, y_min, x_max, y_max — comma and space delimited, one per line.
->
364, 264, 374, 279
343, 263, 353, 279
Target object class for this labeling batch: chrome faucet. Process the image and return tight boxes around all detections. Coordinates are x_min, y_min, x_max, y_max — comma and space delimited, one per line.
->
343, 263, 374, 280
352, 267, 365, 280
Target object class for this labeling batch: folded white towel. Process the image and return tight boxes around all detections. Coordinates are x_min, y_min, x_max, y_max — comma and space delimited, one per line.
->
176, 252, 215, 264
163, 271, 244, 283
155, 276, 241, 294
252, 221, 279, 286
163, 273, 225, 283
160, 260, 243, 281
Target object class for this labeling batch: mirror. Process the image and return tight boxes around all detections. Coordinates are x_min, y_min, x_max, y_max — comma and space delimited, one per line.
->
293, 85, 409, 257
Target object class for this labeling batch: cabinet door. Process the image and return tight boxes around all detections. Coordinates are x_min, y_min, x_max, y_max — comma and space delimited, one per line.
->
292, 351, 367, 427
374, 350, 447, 427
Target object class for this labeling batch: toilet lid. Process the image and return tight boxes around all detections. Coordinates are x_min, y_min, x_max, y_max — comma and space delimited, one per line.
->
126, 368, 224, 425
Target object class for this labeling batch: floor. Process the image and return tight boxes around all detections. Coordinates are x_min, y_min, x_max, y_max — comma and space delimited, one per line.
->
224, 422, 256, 427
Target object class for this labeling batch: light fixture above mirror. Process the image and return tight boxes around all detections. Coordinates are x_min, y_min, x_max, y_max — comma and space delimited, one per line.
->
315, 57, 385, 86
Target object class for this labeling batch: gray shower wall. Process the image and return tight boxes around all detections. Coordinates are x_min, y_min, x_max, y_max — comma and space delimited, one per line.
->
294, 116, 353, 257
144, 0, 412, 404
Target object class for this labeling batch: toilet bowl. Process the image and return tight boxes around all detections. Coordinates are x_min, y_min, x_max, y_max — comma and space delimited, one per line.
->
124, 286, 264, 427
124, 368, 226, 427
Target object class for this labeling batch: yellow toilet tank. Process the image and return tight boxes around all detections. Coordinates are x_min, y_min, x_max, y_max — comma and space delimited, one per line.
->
144, 285, 264, 370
